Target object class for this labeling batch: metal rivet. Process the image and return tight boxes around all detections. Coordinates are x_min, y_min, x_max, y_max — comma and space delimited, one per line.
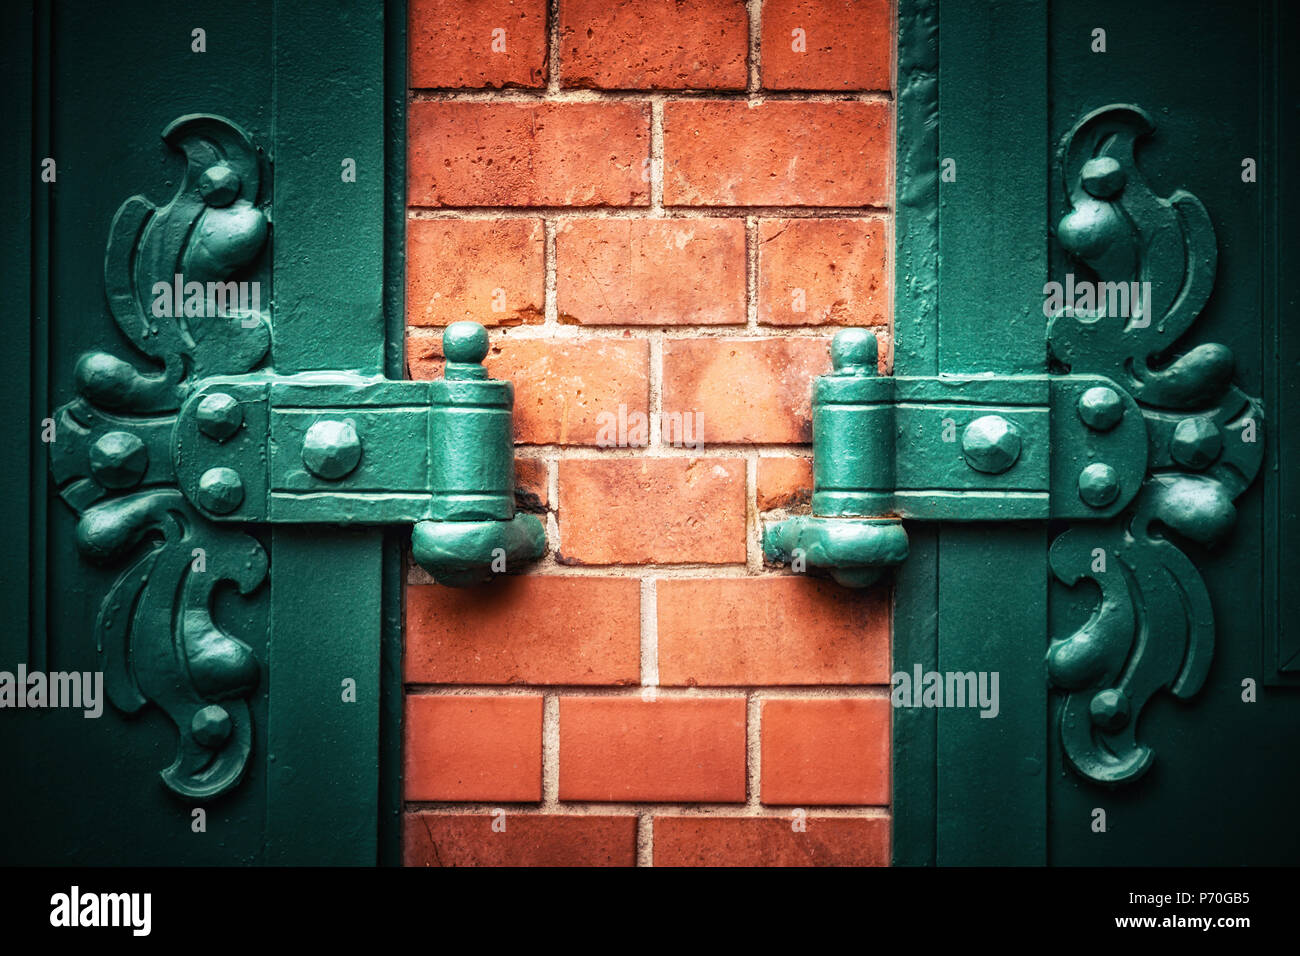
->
191, 704, 232, 748
1078, 462, 1120, 508
89, 430, 149, 489
1089, 689, 1129, 732
1076, 385, 1124, 431
196, 392, 243, 441
961, 415, 1021, 474
1170, 417, 1222, 471
198, 466, 244, 514
1081, 156, 1126, 199
302, 420, 362, 480
199, 164, 240, 207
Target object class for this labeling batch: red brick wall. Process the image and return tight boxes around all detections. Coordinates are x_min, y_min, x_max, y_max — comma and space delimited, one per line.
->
404, 0, 894, 867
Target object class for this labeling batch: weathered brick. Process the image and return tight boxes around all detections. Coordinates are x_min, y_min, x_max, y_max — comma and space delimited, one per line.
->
756, 456, 813, 511
663, 101, 891, 206
409, 0, 547, 89
658, 578, 889, 685
404, 812, 637, 866
482, 337, 650, 445
409, 102, 650, 206
653, 815, 889, 866
758, 218, 888, 327
560, 0, 748, 90
405, 695, 543, 801
761, 697, 890, 805
559, 697, 747, 801
557, 218, 746, 325
514, 457, 548, 511
662, 337, 831, 444
556, 458, 746, 564
761, 0, 891, 91
408, 218, 544, 327
405, 577, 640, 685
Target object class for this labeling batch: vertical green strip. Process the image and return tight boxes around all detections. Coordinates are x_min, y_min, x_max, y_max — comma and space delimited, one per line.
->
267, 0, 386, 865
379, 0, 408, 867
2, 1, 35, 669
934, 0, 1048, 865
891, 0, 939, 866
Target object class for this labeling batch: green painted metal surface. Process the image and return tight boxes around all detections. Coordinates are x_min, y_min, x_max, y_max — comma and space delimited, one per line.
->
879, 0, 1297, 865
2, 0, 535, 865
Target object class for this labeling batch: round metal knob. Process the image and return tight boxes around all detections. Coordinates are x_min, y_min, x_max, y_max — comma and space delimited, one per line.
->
302, 419, 362, 480
961, 415, 1021, 474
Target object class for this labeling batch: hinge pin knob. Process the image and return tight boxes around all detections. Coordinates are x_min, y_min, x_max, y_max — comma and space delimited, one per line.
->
961, 415, 1021, 474
1078, 462, 1120, 508
302, 419, 363, 480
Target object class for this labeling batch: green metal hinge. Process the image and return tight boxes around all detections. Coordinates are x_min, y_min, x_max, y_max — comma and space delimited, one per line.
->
766, 102, 1268, 789
172, 320, 545, 586
763, 328, 1152, 587
48, 114, 543, 802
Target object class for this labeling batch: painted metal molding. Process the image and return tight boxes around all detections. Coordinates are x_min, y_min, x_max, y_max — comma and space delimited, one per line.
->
49, 115, 543, 801
765, 104, 1265, 789
1046, 105, 1264, 787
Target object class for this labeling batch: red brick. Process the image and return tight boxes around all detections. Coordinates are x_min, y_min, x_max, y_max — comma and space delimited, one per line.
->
408, 218, 544, 327
409, 102, 650, 206
761, 0, 891, 91
405, 695, 543, 801
653, 816, 889, 866
556, 458, 746, 564
557, 218, 746, 326
405, 577, 640, 685
663, 101, 891, 206
658, 578, 889, 686
404, 813, 637, 866
409, 0, 547, 89
758, 218, 888, 327
757, 456, 813, 511
559, 697, 747, 801
761, 698, 890, 805
662, 337, 831, 444
482, 337, 650, 445
560, 0, 748, 90
514, 457, 548, 511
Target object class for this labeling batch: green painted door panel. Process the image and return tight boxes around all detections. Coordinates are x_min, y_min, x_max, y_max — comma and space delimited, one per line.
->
0, 0, 406, 865
886, 0, 1298, 866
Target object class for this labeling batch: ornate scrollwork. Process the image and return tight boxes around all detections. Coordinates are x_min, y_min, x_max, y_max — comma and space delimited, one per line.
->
1047, 105, 1265, 786
49, 115, 270, 800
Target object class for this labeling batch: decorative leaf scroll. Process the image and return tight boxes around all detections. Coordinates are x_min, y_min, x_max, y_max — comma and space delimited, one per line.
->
50, 115, 271, 800
1047, 105, 1264, 786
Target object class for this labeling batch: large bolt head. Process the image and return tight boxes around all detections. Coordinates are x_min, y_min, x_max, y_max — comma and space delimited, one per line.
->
302, 419, 362, 480
90, 430, 149, 489
1090, 689, 1130, 732
198, 466, 244, 514
1078, 462, 1120, 508
1076, 386, 1124, 431
199, 164, 241, 207
961, 415, 1022, 474
196, 392, 243, 441
1170, 417, 1222, 471
191, 704, 233, 748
